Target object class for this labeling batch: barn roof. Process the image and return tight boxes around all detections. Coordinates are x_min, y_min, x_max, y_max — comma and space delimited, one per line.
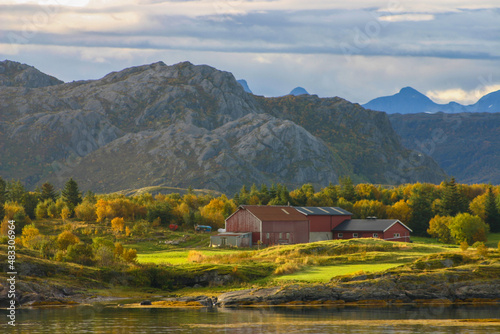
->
239, 205, 307, 222
295, 206, 352, 216
332, 219, 413, 232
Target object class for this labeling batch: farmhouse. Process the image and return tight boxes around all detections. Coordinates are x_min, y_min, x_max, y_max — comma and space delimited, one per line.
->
211, 205, 412, 247
332, 218, 412, 242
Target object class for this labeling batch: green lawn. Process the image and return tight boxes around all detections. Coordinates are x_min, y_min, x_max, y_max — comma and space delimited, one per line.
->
137, 248, 247, 265
273, 263, 403, 283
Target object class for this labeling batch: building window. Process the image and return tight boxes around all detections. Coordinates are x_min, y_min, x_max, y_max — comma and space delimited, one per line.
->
353, 233, 358, 238
266, 233, 270, 239
221, 237, 227, 246
338, 233, 343, 238
394, 233, 400, 238
286, 233, 290, 240
373, 233, 378, 238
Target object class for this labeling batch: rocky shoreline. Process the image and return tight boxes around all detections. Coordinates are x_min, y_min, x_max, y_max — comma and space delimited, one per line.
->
2, 267, 500, 309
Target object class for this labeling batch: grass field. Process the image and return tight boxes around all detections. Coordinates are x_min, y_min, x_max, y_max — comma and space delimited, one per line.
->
274, 263, 403, 282
137, 248, 247, 264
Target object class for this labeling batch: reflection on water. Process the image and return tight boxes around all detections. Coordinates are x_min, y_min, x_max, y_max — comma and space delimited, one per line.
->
1, 305, 500, 333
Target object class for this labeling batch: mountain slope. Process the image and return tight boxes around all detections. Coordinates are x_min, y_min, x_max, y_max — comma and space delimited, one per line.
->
389, 112, 500, 184
0, 61, 446, 193
257, 95, 446, 184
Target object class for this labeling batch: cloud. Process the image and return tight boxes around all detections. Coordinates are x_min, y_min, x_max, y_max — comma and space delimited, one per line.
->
427, 85, 500, 105
379, 14, 435, 22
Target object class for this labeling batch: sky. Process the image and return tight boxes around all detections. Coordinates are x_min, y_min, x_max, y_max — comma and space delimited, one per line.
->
1, 0, 500, 104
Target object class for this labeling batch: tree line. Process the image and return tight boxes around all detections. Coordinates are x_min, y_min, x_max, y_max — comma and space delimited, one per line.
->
1, 176, 499, 248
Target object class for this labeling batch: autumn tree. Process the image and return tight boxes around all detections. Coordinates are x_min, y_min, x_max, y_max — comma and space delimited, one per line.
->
448, 213, 489, 246
21, 224, 43, 249
427, 215, 453, 244
351, 200, 386, 219
199, 195, 236, 228
65, 243, 94, 265
111, 217, 125, 234
56, 230, 80, 250
387, 200, 412, 223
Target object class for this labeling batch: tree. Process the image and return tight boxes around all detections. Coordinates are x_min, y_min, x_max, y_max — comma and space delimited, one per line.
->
65, 243, 94, 265
484, 186, 500, 233
440, 177, 468, 216
146, 201, 173, 225
339, 176, 356, 202
21, 224, 43, 249
408, 186, 433, 236
56, 230, 80, 250
448, 213, 489, 246
111, 217, 125, 234
40, 182, 57, 202
61, 178, 82, 211
387, 200, 411, 224
24, 192, 40, 219
427, 215, 453, 244
74, 200, 97, 221
352, 200, 386, 219
6, 180, 26, 205
121, 248, 137, 263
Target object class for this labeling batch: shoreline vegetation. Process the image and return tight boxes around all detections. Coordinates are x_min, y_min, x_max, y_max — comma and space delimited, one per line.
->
1, 178, 500, 310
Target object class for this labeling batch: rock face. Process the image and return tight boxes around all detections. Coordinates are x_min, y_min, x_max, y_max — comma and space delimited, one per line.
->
0, 60, 445, 193
0, 60, 63, 88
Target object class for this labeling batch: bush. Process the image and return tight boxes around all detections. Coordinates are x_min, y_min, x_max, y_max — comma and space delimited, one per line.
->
21, 224, 42, 249
460, 241, 469, 251
274, 262, 301, 275
475, 242, 489, 257
65, 243, 94, 265
111, 217, 125, 234
122, 248, 137, 263
75, 201, 97, 221
56, 230, 80, 250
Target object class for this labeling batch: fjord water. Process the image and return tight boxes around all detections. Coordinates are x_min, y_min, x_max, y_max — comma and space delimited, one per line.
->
2, 305, 499, 333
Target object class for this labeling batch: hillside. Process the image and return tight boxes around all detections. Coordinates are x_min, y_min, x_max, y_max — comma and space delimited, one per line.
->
389, 112, 500, 184
0, 60, 445, 193
258, 94, 445, 184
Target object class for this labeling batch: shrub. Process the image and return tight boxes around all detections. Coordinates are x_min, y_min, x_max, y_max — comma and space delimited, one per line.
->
21, 224, 42, 249
56, 230, 80, 250
476, 242, 489, 257
121, 248, 137, 263
65, 243, 94, 265
460, 241, 469, 251
111, 217, 125, 234
75, 201, 97, 221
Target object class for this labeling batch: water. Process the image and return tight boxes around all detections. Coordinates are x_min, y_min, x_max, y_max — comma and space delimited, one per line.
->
2, 305, 500, 333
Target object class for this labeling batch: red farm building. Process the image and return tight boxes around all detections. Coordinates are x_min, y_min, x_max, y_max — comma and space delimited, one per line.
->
212, 205, 412, 247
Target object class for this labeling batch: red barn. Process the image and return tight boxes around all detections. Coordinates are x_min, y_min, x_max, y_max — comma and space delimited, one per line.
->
225, 205, 309, 245
332, 219, 412, 242
294, 207, 352, 242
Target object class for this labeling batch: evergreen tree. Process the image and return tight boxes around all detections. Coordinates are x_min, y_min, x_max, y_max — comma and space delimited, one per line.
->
41, 182, 58, 202
339, 176, 356, 202
485, 186, 500, 233
6, 180, 26, 205
408, 187, 433, 236
61, 178, 82, 210
441, 177, 468, 216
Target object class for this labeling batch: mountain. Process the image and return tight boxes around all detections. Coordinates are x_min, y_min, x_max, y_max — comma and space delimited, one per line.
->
389, 112, 500, 184
289, 87, 309, 96
363, 86, 500, 114
0, 60, 446, 193
237, 79, 252, 93
0, 60, 63, 88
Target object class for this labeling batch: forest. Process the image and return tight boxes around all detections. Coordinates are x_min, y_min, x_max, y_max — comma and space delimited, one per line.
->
1, 176, 499, 268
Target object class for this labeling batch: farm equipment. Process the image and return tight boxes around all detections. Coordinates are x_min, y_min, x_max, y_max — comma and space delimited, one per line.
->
195, 225, 212, 232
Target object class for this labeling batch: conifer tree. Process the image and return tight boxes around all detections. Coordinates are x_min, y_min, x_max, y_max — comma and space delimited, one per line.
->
41, 182, 58, 202
441, 177, 468, 216
0, 177, 6, 218
61, 178, 82, 210
485, 186, 500, 233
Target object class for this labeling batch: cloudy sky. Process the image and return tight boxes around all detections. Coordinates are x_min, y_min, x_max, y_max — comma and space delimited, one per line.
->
1, 0, 499, 104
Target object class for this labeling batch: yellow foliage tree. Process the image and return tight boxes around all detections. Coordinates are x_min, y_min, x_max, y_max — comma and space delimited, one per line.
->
111, 217, 125, 234
352, 199, 386, 219
61, 207, 71, 221
469, 193, 487, 220
427, 215, 453, 243
387, 200, 412, 223
21, 224, 42, 249
199, 195, 236, 229
56, 230, 80, 250
121, 248, 137, 263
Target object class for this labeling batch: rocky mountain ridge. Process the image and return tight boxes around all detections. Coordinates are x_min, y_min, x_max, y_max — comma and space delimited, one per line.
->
0, 60, 445, 193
